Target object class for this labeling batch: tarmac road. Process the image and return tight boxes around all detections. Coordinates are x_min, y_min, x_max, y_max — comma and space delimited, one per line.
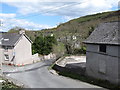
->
3, 59, 103, 88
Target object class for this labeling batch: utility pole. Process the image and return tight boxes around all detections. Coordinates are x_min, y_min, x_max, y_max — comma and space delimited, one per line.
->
0, 20, 3, 75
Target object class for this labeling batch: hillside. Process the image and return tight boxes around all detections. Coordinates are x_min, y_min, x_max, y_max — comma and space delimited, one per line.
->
8, 10, 119, 54
25, 10, 119, 40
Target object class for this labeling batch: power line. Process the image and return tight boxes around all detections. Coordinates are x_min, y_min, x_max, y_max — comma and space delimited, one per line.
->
1, 1, 89, 30
15, 1, 88, 19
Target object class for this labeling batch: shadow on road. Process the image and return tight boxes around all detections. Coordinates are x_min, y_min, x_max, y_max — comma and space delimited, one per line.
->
3, 59, 56, 75
3, 63, 48, 74
3, 60, 51, 74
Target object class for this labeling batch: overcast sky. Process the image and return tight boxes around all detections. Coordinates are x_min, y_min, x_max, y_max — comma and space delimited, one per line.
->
0, 0, 119, 31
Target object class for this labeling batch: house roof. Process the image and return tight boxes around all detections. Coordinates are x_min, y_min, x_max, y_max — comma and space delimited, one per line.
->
84, 21, 120, 45
0, 33, 32, 47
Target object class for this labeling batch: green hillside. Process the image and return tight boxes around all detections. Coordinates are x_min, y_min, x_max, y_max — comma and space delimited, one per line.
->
25, 10, 119, 41
8, 10, 119, 55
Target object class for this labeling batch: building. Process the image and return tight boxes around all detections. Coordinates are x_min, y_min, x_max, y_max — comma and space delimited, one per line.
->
84, 21, 120, 85
0, 30, 33, 66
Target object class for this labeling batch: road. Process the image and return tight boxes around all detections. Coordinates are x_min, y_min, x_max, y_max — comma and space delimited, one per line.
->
2, 60, 102, 88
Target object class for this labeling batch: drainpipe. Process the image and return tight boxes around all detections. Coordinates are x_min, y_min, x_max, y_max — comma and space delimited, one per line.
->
13, 48, 15, 65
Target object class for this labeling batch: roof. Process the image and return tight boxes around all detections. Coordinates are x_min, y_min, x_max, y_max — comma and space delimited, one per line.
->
84, 21, 120, 45
0, 33, 32, 47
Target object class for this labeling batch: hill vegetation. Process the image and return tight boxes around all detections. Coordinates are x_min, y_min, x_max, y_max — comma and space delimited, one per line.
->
8, 10, 119, 55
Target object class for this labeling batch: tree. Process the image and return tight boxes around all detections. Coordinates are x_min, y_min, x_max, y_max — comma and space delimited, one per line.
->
32, 35, 57, 55
8, 26, 25, 33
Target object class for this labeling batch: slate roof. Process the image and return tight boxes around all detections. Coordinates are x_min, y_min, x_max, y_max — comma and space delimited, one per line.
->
84, 21, 120, 45
0, 33, 32, 46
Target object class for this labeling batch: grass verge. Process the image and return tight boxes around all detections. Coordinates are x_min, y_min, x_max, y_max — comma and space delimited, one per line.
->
1, 79, 21, 90
53, 68, 120, 90
48, 63, 56, 70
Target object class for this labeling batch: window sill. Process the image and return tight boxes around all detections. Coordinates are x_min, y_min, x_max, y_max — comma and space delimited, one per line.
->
99, 52, 107, 55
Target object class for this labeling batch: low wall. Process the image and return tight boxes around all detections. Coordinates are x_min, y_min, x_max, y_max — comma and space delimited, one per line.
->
53, 63, 86, 76
43, 53, 56, 60
32, 53, 40, 63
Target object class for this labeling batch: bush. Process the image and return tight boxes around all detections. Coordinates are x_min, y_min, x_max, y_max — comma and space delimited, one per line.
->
2, 80, 21, 89
73, 46, 86, 55
52, 42, 66, 58
32, 35, 57, 55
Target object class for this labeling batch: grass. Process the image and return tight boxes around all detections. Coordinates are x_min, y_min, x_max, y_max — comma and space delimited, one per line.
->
53, 68, 120, 90
2, 79, 21, 90
48, 63, 56, 70
0, 77, 21, 90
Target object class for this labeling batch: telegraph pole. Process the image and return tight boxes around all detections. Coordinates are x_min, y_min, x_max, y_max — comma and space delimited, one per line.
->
0, 20, 3, 75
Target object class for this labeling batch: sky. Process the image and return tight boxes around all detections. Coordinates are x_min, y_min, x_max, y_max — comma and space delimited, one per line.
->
0, 0, 119, 31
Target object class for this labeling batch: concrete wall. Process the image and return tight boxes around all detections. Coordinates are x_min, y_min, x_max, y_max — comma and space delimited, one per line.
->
86, 44, 120, 85
14, 35, 32, 65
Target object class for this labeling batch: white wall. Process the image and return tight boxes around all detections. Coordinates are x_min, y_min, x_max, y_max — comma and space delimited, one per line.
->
14, 35, 32, 65
0, 47, 13, 64
3, 47, 14, 64
86, 44, 120, 85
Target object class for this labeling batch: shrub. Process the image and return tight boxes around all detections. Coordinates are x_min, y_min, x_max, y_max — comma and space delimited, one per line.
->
32, 35, 57, 55
73, 46, 86, 55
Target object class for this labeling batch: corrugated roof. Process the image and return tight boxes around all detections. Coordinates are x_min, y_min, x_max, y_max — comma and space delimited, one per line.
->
84, 21, 120, 45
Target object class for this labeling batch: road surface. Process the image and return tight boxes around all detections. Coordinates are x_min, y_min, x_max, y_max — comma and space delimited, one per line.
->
3, 60, 102, 88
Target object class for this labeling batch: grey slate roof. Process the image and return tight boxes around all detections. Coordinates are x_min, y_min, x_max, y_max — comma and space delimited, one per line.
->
0, 33, 32, 46
84, 21, 120, 45
0, 33, 22, 46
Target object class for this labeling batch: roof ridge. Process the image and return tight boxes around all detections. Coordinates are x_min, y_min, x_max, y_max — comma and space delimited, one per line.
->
84, 21, 119, 45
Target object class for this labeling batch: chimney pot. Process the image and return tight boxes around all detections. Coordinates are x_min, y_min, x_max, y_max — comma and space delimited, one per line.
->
19, 30, 25, 34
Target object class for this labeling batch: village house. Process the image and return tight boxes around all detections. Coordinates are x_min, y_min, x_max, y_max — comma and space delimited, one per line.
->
84, 21, 120, 85
0, 30, 33, 66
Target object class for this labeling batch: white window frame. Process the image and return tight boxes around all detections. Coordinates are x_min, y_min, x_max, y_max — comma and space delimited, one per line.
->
4, 54, 9, 61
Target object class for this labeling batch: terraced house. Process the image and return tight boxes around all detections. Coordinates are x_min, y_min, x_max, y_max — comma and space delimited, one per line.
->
84, 21, 120, 85
0, 30, 33, 66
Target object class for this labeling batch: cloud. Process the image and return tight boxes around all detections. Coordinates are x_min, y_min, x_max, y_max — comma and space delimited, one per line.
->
3, 0, 119, 17
2, 0, 82, 3
0, 13, 52, 31
1, 0, 119, 31
0, 13, 16, 18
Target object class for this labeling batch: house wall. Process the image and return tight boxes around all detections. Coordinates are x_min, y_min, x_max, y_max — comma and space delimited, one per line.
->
14, 35, 32, 65
86, 44, 120, 85
1, 47, 14, 64
0, 48, 4, 64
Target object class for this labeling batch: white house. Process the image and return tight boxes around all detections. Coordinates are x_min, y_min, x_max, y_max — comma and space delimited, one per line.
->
84, 21, 120, 85
0, 30, 33, 66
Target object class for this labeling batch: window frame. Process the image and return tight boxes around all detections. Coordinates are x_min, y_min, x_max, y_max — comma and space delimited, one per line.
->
4, 54, 9, 61
99, 44, 107, 53
4, 46, 8, 52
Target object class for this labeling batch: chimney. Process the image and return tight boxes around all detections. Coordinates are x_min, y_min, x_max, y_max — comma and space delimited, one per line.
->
19, 29, 25, 34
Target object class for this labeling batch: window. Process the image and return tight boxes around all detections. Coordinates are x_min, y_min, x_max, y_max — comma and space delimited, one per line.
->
99, 59, 106, 74
4, 54, 9, 61
99, 44, 106, 53
4, 46, 8, 52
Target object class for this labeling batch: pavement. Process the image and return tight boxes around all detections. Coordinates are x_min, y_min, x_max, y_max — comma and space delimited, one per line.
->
56, 56, 86, 67
2, 59, 104, 88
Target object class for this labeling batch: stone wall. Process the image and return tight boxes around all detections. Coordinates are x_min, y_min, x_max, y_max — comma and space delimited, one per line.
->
53, 63, 86, 76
